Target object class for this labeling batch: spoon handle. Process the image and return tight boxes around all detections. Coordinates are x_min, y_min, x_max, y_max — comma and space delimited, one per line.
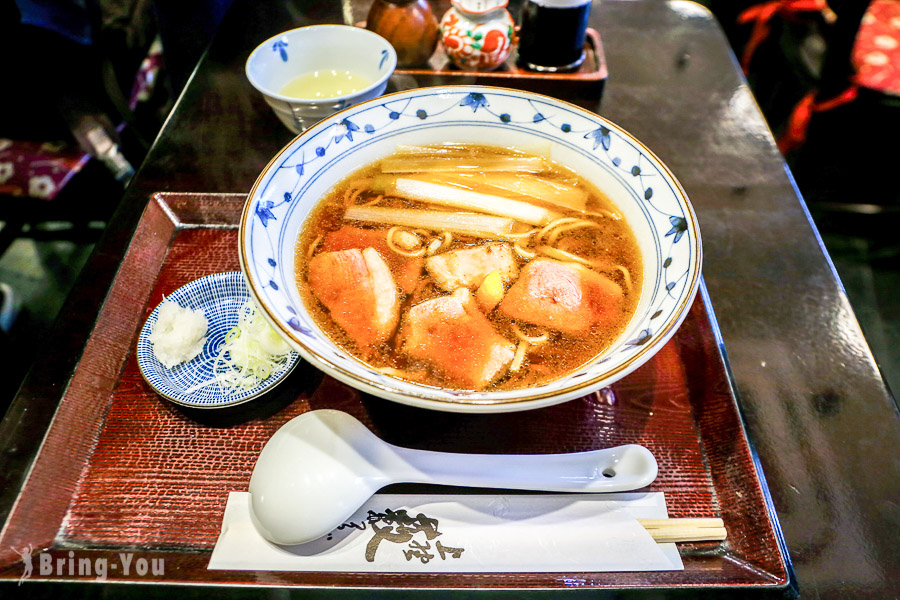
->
387, 444, 657, 492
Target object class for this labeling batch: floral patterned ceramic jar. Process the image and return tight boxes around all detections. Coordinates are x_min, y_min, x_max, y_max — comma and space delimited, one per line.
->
440, 0, 516, 71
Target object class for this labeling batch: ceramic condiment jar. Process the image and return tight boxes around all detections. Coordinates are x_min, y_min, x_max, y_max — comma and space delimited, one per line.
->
440, 0, 516, 71
366, 0, 440, 67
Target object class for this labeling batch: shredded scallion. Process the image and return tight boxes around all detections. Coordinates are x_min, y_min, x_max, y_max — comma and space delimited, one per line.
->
212, 300, 293, 393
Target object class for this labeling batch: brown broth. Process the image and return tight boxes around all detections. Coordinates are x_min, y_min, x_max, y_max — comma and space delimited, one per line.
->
295, 144, 642, 392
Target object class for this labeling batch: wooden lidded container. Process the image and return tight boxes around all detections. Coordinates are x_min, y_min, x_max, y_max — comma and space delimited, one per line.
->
366, 0, 440, 67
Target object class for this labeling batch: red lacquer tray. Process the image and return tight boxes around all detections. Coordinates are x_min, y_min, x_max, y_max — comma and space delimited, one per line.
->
0, 193, 789, 591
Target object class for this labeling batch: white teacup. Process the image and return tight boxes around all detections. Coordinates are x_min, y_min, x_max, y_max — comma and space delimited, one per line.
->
246, 25, 397, 133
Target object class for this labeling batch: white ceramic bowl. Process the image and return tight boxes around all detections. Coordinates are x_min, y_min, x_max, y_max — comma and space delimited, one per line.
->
239, 86, 702, 413
245, 25, 397, 133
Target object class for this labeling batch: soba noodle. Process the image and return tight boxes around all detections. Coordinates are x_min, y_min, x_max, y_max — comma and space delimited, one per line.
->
295, 144, 642, 392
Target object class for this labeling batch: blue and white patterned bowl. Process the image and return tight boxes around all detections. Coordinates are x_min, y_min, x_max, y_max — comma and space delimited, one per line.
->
245, 25, 397, 133
137, 272, 301, 409
239, 86, 701, 413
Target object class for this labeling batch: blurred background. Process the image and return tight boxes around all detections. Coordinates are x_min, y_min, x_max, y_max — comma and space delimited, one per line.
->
1, 0, 897, 414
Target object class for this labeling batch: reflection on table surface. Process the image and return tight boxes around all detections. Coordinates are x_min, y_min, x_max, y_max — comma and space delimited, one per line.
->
0, 0, 897, 598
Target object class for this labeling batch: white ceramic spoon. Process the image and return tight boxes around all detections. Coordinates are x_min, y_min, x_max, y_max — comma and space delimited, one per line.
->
249, 409, 658, 545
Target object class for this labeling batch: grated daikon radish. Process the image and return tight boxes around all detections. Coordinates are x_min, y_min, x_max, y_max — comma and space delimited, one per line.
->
149, 298, 209, 368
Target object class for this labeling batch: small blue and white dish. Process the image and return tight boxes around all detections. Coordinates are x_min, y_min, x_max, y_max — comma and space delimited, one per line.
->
137, 272, 301, 409
239, 85, 702, 414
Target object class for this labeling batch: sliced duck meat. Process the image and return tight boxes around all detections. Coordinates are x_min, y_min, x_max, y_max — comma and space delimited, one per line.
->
321, 225, 423, 294
307, 247, 400, 350
498, 258, 624, 336
399, 289, 516, 390
425, 242, 518, 292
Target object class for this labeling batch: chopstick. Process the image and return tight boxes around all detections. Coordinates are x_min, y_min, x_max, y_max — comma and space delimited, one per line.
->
637, 518, 726, 543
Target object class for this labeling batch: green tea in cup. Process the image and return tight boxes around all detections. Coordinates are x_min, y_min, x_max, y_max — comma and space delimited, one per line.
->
280, 69, 373, 100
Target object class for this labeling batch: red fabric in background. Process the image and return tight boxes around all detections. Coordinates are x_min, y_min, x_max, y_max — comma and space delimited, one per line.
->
737, 0, 828, 74
852, 0, 900, 96
775, 0, 900, 153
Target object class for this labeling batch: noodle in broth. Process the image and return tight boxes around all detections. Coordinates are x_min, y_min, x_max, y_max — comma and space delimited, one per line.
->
295, 144, 642, 392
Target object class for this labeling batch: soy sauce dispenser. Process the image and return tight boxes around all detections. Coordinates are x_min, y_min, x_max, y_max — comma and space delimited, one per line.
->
517, 0, 592, 72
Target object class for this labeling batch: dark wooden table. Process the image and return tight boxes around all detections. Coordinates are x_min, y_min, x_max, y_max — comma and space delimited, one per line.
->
1, 0, 898, 598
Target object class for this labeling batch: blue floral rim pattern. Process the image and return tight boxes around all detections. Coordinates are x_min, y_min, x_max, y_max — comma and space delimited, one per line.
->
240, 86, 701, 409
